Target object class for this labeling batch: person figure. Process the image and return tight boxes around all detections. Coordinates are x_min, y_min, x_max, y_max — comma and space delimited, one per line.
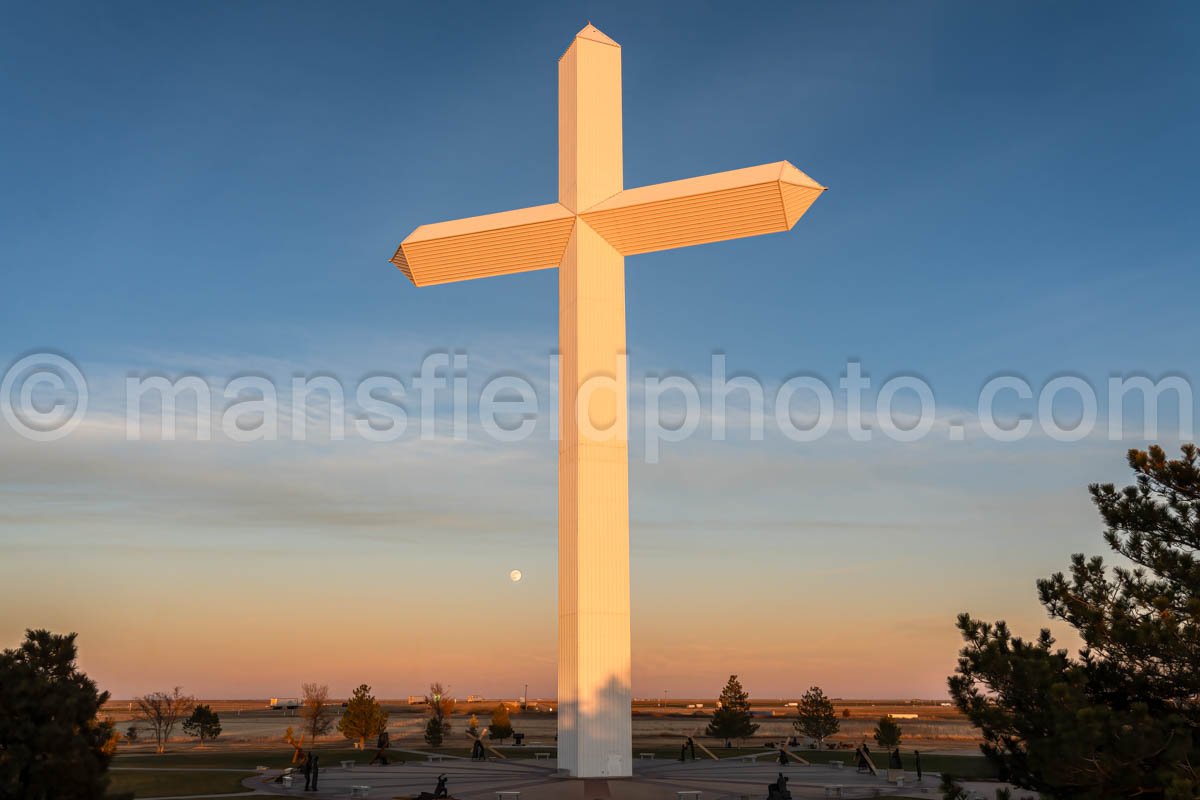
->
309, 753, 320, 791
889, 747, 902, 770
914, 749, 923, 782
777, 744, 788, 765
433, 773, 449, 798
370, 730, 390, 765
855, 746, 869, 773
687, 736, 696, 761
302, 752, 313, 791
680, 742, 687, 762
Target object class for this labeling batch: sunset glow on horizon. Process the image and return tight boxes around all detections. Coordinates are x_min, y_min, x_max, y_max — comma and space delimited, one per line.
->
2, 1, 1196, 712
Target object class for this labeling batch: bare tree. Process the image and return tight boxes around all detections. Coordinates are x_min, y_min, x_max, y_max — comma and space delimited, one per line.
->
133, 687, 195, 754
300, 683, 336, 745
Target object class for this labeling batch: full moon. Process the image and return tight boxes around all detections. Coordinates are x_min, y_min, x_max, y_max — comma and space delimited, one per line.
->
509, 569, 522, 582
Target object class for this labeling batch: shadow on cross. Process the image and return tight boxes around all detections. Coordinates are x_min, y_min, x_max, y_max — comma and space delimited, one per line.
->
557, 672, 633, 779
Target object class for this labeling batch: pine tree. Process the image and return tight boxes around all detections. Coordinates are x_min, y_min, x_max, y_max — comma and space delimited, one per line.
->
950, 445, 1200, 797
705, 675, 758, 745
0, 630, 130, 799
872, 715, 901, 749
423, 715, 444, 747
488, 703, 514, 742
793, 686, 839, 748
337, 684, 388, 749
181, 704, 222, 747
939, 773, 969, 800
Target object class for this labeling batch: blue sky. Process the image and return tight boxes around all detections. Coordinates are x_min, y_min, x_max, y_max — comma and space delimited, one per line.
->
1, 2, 1198, 699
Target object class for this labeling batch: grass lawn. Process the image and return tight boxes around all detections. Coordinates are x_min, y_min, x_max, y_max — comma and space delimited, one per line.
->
794, 749, 997, 779
108, 770, 254, 798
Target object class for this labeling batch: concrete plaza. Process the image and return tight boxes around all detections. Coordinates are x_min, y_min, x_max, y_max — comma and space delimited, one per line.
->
250, 754, 938, 799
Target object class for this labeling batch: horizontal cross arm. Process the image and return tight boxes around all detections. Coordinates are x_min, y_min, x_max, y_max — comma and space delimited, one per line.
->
579, 161, 825, 256
393, 203, 575, 286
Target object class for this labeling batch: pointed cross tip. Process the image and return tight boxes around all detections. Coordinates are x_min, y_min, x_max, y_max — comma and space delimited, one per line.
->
779, 160, 827, 191
573, 22, 620, 48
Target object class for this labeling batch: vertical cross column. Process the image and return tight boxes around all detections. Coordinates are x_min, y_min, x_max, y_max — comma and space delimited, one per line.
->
556, 25, 631, 779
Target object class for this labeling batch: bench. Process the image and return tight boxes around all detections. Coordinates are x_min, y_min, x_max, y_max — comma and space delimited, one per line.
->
350, 787, 370, 798
534, 752, 551, 761
823, 787, 842, 798
341, 760, 355, 769
639, 752, 656, 760
676, 792, 701, 800
496, 792, 521, 800
426, 754, 447, 763
829, 760, 843, 769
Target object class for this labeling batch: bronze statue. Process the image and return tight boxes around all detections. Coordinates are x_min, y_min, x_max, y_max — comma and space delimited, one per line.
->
766, 772, 791, 800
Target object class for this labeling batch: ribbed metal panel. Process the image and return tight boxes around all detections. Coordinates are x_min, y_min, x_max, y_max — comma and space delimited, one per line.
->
392, 204, 575, 287
558, 26, 632, 778
558, 217, 632, 778
581, 161, 825, 256
583, 182, 785, 255
558, 26, 622, 213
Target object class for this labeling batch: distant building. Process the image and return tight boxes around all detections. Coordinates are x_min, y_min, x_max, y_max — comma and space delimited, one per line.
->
887, 713, 919, 719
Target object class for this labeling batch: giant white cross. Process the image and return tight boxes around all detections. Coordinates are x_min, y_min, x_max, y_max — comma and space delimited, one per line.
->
392, 23, 825, 778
